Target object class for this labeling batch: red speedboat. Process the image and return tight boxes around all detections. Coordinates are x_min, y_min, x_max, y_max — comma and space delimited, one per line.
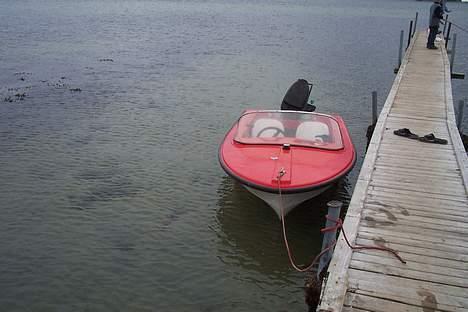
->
218, 79, 356, 218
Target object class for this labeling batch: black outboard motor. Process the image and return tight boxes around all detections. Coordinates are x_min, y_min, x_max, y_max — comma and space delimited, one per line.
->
281, 79, 316, 112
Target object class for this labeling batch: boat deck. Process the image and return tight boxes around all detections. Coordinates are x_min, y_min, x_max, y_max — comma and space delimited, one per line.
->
318, 32, 468, 311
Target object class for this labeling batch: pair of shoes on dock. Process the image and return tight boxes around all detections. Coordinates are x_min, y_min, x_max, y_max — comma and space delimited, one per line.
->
393, 128, 447, 144
427, 46, 437, 50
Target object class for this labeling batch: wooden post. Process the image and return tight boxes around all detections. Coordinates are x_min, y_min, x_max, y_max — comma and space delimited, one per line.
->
443, 14, 448, 36
372, 91, 378, 125
395, 30, 404, 73
457, 99, 465, 132
413, 12, 418, 37
450, 33, 457, 73
317, 201, 343, 279
445, 22, 452, 48
407, 20, 413, 49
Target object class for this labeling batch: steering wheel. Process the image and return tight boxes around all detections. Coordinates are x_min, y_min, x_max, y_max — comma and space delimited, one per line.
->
315, 134, 330, 142
256, 126, 286, 137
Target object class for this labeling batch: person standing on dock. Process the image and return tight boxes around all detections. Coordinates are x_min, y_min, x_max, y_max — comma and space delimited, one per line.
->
427, 0, 444, 49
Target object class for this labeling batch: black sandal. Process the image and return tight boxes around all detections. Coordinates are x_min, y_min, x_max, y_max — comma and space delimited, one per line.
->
393, 128, 419, 139
419, 133, 448, 145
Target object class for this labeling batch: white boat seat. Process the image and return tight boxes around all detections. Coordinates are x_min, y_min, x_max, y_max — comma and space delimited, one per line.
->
296, 121, 330, 142
251, 118, 285, 138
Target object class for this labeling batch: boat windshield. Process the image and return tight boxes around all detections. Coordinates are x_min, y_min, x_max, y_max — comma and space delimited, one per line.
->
234, 111, 344, 150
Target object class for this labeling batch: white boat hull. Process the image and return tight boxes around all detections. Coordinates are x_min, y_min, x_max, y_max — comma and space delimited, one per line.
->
244, 184, 332, 218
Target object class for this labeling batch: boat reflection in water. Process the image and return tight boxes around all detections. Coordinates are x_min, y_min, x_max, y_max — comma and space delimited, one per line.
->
214, 175, 351, 278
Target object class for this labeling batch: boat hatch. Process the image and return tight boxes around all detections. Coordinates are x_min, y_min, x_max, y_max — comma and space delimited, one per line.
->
234, 111, 344, 150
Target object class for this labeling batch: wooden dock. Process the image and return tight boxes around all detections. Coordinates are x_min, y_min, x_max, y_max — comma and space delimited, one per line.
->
318, 32, 468, 311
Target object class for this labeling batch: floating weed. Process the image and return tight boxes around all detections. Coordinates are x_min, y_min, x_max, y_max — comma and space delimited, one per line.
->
15, 93, 26, 100
3, 93, 26, 103
47, 80, 69, 89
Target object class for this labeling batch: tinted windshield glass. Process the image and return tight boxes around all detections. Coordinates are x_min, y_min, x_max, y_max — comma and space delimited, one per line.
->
234, 111, 343, 150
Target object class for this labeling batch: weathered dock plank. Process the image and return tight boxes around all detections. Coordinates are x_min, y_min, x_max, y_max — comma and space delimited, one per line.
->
318, 32, 468, 311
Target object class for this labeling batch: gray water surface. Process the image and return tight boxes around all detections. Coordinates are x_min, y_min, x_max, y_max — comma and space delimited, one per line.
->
1, 0, 467, 311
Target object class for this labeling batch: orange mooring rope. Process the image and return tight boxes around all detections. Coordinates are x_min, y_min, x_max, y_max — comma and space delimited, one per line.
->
322, 215, 406, 264
277, 169, 405, 274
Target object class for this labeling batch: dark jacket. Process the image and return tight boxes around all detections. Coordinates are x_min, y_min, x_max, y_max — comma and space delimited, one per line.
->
429, 3, 444, 27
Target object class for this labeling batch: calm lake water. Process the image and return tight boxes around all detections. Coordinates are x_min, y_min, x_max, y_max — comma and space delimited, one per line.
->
1, 0, 467, 311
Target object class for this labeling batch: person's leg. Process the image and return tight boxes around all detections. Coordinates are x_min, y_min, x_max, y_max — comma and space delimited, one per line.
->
433, 25, 440, 46
427, 26, 437, 48
427, 27, 435, 47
